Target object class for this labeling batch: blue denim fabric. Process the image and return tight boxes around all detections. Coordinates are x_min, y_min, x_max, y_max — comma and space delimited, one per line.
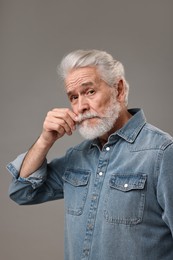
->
7, 109, 173, 260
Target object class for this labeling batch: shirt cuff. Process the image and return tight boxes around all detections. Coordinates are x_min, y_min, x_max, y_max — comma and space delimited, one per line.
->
6, 153, 48, 189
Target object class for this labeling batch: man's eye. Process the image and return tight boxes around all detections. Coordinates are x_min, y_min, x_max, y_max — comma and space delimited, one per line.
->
87, 89, 95, 95
70, 96, 78, 101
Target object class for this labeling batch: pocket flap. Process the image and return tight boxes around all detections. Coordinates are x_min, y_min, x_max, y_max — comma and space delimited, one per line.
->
63, 169, 90, 187
109, 174, 147, 191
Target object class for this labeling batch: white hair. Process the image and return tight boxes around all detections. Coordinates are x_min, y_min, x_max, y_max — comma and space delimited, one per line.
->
58, 49, 129, 105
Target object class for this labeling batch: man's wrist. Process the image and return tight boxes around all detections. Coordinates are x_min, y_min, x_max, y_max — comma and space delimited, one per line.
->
37, 134, 55, 151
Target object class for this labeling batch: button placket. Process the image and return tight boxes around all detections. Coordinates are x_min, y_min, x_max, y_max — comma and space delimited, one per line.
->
82, 152, 109, 259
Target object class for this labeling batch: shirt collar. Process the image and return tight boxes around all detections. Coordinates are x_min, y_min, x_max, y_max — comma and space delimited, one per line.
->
116, 108, 146, 143
90, 108, 146, 148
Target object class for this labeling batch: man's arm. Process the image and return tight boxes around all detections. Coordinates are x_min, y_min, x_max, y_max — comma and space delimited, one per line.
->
19, 108, 77, 178
157, 142, 173, 236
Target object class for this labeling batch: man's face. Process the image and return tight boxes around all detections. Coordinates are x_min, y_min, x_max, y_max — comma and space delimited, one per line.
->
65, 67, 121, 139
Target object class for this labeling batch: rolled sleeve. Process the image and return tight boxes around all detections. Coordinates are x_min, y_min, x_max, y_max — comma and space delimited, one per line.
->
157, 143, 173, 234
6, 152, 48, 189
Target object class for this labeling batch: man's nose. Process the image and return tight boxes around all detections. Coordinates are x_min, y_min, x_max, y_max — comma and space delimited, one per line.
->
77, 96, 90, 114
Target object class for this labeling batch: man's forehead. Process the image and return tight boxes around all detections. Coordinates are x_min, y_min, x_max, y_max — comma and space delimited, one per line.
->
65, 67, 100, 90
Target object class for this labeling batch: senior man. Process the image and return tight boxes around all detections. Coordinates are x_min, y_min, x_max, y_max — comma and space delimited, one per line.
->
7, 50, 173, 260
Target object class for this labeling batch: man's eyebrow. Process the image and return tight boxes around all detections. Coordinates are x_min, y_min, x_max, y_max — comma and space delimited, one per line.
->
67, 82, 95, 96
81, 81, 94, 87
67, 90, 74, 97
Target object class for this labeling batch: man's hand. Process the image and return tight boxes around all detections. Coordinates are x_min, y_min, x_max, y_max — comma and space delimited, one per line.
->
19, 108, 77, 178
40, 108, 77, 146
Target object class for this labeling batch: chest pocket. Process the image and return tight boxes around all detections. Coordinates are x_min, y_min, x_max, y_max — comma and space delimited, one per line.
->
104, 174, 147, 225
62, 169, 90, 216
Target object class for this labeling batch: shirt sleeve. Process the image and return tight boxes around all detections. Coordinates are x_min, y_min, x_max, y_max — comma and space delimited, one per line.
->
6, 152, 48, 189
157, 142, 173, 235
6, 152, 67, 205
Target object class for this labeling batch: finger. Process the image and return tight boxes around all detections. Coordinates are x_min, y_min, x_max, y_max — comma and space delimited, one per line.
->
54, 118, 73, 135
45, 116, 73, 136
52, 108, 77, 122
51, 109, 77, 131
44, 120, 67, 138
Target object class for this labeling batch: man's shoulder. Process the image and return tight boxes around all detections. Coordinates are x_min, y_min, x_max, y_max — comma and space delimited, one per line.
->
142, 122, 173, 150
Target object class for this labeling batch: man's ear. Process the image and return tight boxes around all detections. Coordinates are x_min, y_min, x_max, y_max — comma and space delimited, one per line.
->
115, 79, 126, 103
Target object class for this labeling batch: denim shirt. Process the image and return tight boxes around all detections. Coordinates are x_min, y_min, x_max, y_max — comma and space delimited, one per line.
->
7, 109, 173, 260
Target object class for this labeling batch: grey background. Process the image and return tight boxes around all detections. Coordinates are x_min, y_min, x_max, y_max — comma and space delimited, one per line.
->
1, 0, 173, 259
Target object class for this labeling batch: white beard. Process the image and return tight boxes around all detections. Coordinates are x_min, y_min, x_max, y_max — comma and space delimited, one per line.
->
76, 94, 121, 140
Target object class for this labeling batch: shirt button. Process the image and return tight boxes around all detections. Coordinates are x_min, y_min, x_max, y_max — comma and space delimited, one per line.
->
106, 147, 110, 151
98, 171, 103, 176
86, 251, 89, 256
124, 183, 128, 188
83, 249, 89, 256
88, 224, 94, 230
92, 195, 97, 200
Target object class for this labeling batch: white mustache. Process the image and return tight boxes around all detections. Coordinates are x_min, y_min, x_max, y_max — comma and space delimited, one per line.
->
76, 112, 100, 123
